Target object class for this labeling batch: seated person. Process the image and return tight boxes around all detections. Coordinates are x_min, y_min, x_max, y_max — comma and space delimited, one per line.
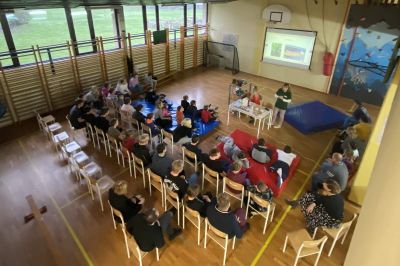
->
83, 86, 98, 105
128, 73, 144, 94
133, 134, 152, 167
186, 184, 214, 217
200, 105, 218, 123
341, 99, 372, 129
122, 129, 136, 152
342, 149, 355, 175
116, 78, 130, 95
181, 95, 190, 115
249, 86, 262, 123
106, 87, 118, 103
176, 106, 184, 125
269, 145, 296, 188
353, 122, 372, 142
93, 108, 110, 133
146, 113, 161, 138
101, 82, 110, 98
217, 135, 249, 169
202, 148, 230, 175
173, 118, 193, 145
183, 134, 203, 163
226, 162, 249, 193
154, 102, 173, 129
82, 107, 98, 126
150, 143, 173, 178
69, 99, 86, 129
127, 207, 182, 253
251, 138, 273, 164
331, 126, 365, 158
144, 71, 157, 90
107, 118, 122, 140
286, 179, 344, 234
108, 180, 144, 222
311, 153, 349, 192
186, 100, 198, 123
120, 97, 134, 115
206, 193, 248, 239
247, 182, 273, 214
164, 160, 198, 199
133, 104, 146, 125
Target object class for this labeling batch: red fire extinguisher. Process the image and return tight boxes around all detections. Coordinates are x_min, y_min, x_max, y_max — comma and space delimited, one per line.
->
323, 52, 334, 76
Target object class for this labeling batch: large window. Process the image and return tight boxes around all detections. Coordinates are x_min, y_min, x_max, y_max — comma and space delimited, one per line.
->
159, 5, 184, 41
123, 6, 145, 45
6, 9, 70, 65
146, 6, 157, 32
71, 7, 93, 54
0, 28, 12, 67
92, 9, 119, 50
186, 4, 194, 37
196, 3, 207, 34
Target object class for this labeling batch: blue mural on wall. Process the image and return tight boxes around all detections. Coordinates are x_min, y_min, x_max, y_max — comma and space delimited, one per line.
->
329, 5, 400, 106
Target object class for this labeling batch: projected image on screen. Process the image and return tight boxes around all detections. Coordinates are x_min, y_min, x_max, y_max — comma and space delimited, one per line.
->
262, 28, 317, 69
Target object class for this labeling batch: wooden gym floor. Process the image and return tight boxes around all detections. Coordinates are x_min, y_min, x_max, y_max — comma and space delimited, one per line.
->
0, 67, 380, 266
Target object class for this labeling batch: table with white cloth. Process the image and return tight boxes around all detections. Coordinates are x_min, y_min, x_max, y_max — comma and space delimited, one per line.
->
227, 99, 272, 138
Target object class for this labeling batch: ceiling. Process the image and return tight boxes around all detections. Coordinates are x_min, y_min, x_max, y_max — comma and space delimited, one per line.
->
0, 0, 234, 9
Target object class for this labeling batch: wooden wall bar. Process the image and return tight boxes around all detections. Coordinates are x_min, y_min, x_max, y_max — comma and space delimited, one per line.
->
0, 29, 206, 128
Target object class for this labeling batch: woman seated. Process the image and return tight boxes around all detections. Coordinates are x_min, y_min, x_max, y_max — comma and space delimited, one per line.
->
116, 78, 130, 96
173, 118, 194, 145
186, 184, 214, 218
332, 127, 365, 158
154, 102, 173, 130
285, 179, 344, 234
108, 180, 145, 222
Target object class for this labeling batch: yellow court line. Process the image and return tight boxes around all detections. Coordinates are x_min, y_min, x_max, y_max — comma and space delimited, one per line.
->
18, 140, 94, 266
250, 135, 336, 266
297, 169, 309, 176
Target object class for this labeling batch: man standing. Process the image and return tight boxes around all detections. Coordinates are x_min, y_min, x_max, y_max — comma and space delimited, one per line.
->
272, 83, 292, 129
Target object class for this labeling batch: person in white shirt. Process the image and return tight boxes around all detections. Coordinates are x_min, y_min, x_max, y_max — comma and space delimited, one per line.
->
120, 97, 134, 115
269, 145, 296, 188
116, 78, 130, 95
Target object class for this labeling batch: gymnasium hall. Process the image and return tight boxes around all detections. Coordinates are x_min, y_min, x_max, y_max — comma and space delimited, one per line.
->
0, 0, 399, 265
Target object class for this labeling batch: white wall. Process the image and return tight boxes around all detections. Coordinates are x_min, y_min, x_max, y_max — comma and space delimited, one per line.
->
208, 0, 349, 92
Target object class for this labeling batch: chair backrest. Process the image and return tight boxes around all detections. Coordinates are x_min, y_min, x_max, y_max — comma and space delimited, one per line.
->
119, 142, 131, 159
161, 129, 173, 141
66, 114, 74, 129
249, 192, 270, 209
223, 177, 244, 194
108, 200, 126, 227
86, 122, 94, 134
164, 183, 180, 201
120, 110, 132, 122
132, 153, 144, 169
182, 146, 197, 163
206, 218, 228, 240
185, 205, 201, 219
337, 213, 358, 239
203, 163, 219, 179
148, 168, 163, 185
131, 117, 140, 129
106, 98, 116, 110
302, 236, 328, 250
106, 134, 118, 146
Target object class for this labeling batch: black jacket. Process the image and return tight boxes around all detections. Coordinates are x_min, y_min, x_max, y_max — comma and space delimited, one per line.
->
315, 193, 344, 221
206, 203, 243, 239
173, 126, 192, 143
183, 143, 203, 163
133, 143, 152, 167
94, 116, 110, 133
164, 173, 188, 200
127, 213, 165, 252
108, 189, 141, 222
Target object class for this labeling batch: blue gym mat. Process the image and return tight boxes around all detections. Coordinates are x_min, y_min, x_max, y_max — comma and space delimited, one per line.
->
132, 99, 220, 136
284, 101, 349, 134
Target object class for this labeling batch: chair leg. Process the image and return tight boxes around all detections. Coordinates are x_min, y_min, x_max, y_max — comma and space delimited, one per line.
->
312, 227, 318, 239
328, 238, 338, 257
223, 241, 228, 266
197, 223, 200, 245
123, 232, 130, 259
129, 160, 133, 177
283, 235, 288, 252
204, 223, 208, 249
98, 187, 104, 212
156, 248, 159, 261
142, 169, 146, 188
138, 249, 142, 266
177, 203, 180, 226
161, 188, 164, 207
263, 215, 268, 235
294, 253, 300, 266
341, 230, 350, 244
315, 249, 323, 266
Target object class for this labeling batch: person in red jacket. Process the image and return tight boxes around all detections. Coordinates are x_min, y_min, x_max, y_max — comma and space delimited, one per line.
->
201, 105, 218, 123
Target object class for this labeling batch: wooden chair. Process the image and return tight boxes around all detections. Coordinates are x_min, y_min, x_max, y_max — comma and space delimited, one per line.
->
183, 205, 204, 245
283, 229, 328, 266
204, 218, 236, 266
44, 122, 63, 140
161, 129, 174, 155
61, 141, 81, 161
119, 142, 133, 177
34, 111, 55, 134
105, 98, 118, 119
222, 177, 245, 208
312, 213, 358, 257
66, 114, 84, 140
107, 201, 130, 258
202, 163, 221, 194
69, 151, 90, 182
86, 123, 96, 148
106, 133, 121, 164
141, 122, 158, 150
94, 126, 108, 156
245, 192, 276, 235
132, 153, 146, 188
51, 131, 70, 154
182, 146, 201, 172
147, 169, 164, 207
81, 169, 114, 212
126, 230, 160, 266
163, 183, 183, 226
120, 110, 133, 130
